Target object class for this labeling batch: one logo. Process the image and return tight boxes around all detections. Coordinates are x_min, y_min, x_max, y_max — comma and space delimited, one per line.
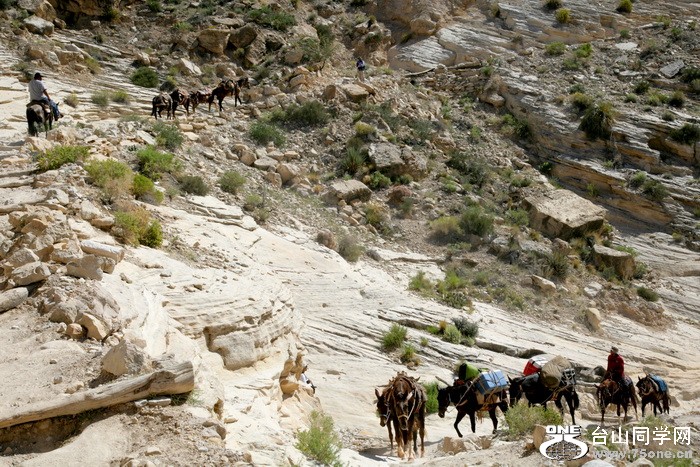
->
540, 425, 589, 461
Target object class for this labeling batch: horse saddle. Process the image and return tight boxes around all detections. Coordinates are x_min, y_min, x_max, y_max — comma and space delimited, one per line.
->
27, 100, 49, 110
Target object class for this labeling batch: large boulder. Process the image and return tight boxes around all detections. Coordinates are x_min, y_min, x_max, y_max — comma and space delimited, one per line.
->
197, 29, 230, 55
368, 143, 427, 180
592, 244, 635, 280
23, 15, 54, 35
18, 0, 56, 21
323, 180, 372, 205
523, 191, 606, 240
0, 288, 30, 313
175, 58, 202, 76
102, 339, 150, 376
229, 24, 257, 48
340, 84, 370, 103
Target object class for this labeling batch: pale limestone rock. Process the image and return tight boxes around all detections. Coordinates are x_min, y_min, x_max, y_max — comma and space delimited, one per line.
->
229, 23, 257, 48
253, 157, 278, 172
340, 84, 370, 103
531, 275, 556, 295
102, 339, 150, 376
441, 436, 469, 454
322, 84, 337, 101
176, 58, 202, 76
79, 200, 114, 228
239, 150, 256, 166
49, 298, 87, 324
0, 288, 30, 313
197, 29, 230, 55
284, 49, 304, 66
80, 240, 125, 263
276, 163, 299, 185
23, 15, 54, 35
10, 261, 51, 286
50, 240, 83, 264
593, 244, 635, 280
77, 312, 109, 340
18, 0, 56, 20
584, 282, 603, 298
289, 73, 306, 88
659, 60, 684, 79
533, 424, 546, 449
264, 171, 283, 188
323, 180, 372, 204
524, 191, 607, 239
316, 229, 337, 251
65, 323, 84, 339
66, 255, 104, 280
2, 248, 40, 272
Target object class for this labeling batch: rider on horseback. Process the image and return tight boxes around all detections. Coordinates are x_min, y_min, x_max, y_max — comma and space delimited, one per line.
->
28, 72, 61, 120
606, 346, 633, 397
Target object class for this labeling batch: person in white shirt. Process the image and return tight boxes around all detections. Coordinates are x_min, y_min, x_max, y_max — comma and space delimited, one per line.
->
28, 72, 61, 120
300, 365, 316, 394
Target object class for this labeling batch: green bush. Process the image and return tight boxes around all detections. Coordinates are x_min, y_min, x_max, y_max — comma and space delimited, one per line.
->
131, 173, 162, 203
617, 0, 632, 13
152, 121, 183, 150
423, 382, 440, 414
271, 101, 330, 128
113, 208, 163, 247
248, 6, 297, 31
131, 67, 159, 88
544, 0, 562, 10
501, 113, 532, 139
64, 92, 79, 108
505, 403, 563, 438
36, 145, 89, 171
91, 90, 109, 107
400, 343, 417, 363
146, 0, 161, 12
637, 286, 659, 302
409, 271, 433, 293
136, 146, 178, 180
555, 8, 570, 24
367, 171, 391, 190
669, 123, 700, 145
579, 102, 615, 140
354, 121, 375, 137
459, 206, 494, 237
667, 91, 684, 108
84, 159, 132, 187
409, 119, 433, 142
641, 179, 668, 201
447, 153, 489, 187
0, 0, 17, 9
338, 235, 363, 262
382, 324, 407, 351
430, 216, 462, 242
575, 43, 593, 58
442, 324, 462, 344
111, 90, 130, 104
680, 67, 700, 84
141, 220, 163, 247
634, 80, 650, 95
249, 121, 286, 147
545, 41, 566, 56
506, 209, 529, 226
571, 92, 593, 111
629, 171, 647, 188
179, 175, 209, 195
219, 171, 247, 194
547, 251, 569, 278
340, 146, 366, 175
452, 317, 478, 340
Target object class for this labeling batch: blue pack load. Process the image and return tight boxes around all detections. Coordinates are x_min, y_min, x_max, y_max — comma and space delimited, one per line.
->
649, 374, 668, 393
476, 370, 509, 395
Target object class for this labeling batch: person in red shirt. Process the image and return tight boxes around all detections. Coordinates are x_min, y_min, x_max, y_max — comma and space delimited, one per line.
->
606, 346, 632, 395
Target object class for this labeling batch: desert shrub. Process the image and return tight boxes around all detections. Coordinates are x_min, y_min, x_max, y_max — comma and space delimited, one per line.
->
641, 179, 668, 201
447, 153, 489, 187
409, 271, 433, 293
661, 111, 675, 122
629, 171, 647, 188
152, 121, 183, 150
219, 170, 246, 194
667, 91, 684, 108
408, 119, 433, 142
548, 251, 569, 278
382, 324, 407, 351
545, 41, 566, 56
669, 124, 700, 145
501, 113, 532, 139
620, 29, 630, 38
112, 207, 162, 247
248, 5, 297, 31
146, 0, 161, 12
579, 102, 615, 140
681, 67, 700, 84
459, 206, 494, 237
575, 43, 593, 58
442, 324, 462, 344
0, 0, 17, 9
562, 56, 581, 70
84, 159, 132, 187
338, 235, 364, 262
571, 92, 593, 111
136, 146, 178, 180
249, 121, 286, 147
131, 67, 159, 88
400, 343, 417, 364
364, 203, 389, 231
91, 90, 109, 107
616, 0, 632, 13
296, 411, 342, 467
544, 0, 561, 10
505, 403, 563, 438
423, 382, 440, 414
340, 146, 366, 175
452, 317, 478, 340
354, 121, 375, 137
633, 286, 659, 303
387, 185, 412, 205
179, 175, 209, 195
271, 101, 330, 128
555, 8, 570, 24
430, 216, 462, 242
633, 80, 650, 95
131, 173, 162, 203
367, 171, 391, 190
36, 145, 89, 171
111, 90, 130, 104
64, 92, 79, 108
506, 209, 529, 226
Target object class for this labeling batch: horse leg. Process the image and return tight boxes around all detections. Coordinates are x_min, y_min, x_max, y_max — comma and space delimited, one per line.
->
469, 410, 477, 434
419, 420, 425, 458
489, 408, 499, 434
218, 96, 224, 112
568, 395, 577, 425
453, 409, 466, 438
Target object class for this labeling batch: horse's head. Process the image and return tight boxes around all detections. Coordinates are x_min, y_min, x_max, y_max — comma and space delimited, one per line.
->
597, 379, 617, 406
436, 387, 450, 418
508, 376, 523, 407
391, 378, 416, 431
238, 77, 250, 88
636, 375, 654, 396
375, 387, 390, 428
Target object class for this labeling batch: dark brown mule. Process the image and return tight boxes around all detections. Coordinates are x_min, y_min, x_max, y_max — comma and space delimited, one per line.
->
208, 77, 250, 112
375, 386, 400, 455
152, 93, 172, 120
382, 372, 425, 461
26, 102, 53, 136
437, 382, 508, 437
189, 89, 211, 114
636, 375, 670, 417
596, 378, 638, 426
170, 88, 191, 117
232, 76, 249, 106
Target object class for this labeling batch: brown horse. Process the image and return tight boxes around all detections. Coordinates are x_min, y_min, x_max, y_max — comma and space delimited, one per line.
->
438, 382, 509, 437
189, 89, 211, 114
26, 103, 53, 136
208, 77, 250, 112
375, 386, 400, 455
151, 93, 172, 120
509, 373, 580, 424
170, 88, 190, 117
596, 378, 638, 425
381, 372, 425, 460
636, 375, 670, 417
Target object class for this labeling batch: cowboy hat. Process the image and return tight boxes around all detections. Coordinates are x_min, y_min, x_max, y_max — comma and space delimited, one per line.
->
610, 346, 619, 353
